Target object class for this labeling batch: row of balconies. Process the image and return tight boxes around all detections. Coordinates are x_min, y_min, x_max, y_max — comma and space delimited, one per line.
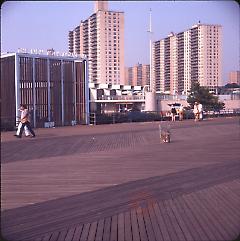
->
90, 35, 97, 39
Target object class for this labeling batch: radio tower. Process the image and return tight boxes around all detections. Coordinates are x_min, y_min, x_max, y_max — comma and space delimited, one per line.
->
148, 8, 153, 92
144, 8, 156, 112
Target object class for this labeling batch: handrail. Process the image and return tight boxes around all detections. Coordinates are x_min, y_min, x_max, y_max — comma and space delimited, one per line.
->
97, 95, 145, 101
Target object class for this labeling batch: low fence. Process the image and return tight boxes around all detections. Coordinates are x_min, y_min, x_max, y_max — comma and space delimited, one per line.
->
90, 109, 240, 125
89, 112, 163, 125
203, 109, 240, 118
2, 109, 239, 130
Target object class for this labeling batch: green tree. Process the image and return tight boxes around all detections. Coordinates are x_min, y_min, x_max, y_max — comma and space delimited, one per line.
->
187, 82, 225, 111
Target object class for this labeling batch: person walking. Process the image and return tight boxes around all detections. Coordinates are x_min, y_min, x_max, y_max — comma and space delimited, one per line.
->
171, 106, 177, 122
16, 104, 36, 138
179, 105, 184, 121
193, 102, 199, 121
198, 102, 203, 120
15, 121, 30, 137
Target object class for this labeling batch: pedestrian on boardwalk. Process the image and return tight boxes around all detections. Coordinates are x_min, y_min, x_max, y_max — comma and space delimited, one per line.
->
179, 104, 184, 121
15, 120, 30, 137
198, 102, 203, 120
16, 104, 36, 138
193, 102, 200, 121
171, 106, 177, 122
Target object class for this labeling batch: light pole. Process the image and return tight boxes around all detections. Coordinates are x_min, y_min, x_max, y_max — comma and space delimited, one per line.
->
147, 8, 153, 92
142, 85, 150, 98
144, 8, 156, 112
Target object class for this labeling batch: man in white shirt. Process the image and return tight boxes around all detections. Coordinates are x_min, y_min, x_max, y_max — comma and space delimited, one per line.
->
16, 104, 36, 138
198, 103, 203, 120
15, 108, 31, 137
193, 102, 199, 121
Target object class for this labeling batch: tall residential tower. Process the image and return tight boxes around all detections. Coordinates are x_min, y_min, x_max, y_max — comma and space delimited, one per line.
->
125, 64, 150, 87
68, 1, 124, 85
153, 23, 222, 95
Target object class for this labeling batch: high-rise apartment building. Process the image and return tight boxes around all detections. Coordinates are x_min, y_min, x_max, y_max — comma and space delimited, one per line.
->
125, 64, 150, 87
68, 1, 124, 85
153, 23, 222, 95
228, 71, 240, 85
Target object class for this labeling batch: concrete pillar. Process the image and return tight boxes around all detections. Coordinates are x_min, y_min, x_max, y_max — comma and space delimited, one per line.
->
145, 91, 156, 112
15, 54, 20, 126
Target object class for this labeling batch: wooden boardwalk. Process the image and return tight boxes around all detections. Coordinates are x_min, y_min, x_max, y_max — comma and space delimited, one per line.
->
1, 117, 240, 241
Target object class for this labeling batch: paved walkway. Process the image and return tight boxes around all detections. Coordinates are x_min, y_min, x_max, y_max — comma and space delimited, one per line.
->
1, 117, 240, 241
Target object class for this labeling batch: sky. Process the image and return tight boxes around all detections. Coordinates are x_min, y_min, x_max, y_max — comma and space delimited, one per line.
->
1, 0, 239, 84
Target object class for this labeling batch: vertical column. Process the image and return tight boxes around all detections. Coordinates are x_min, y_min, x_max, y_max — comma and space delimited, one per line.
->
14, 53, 20, 126
61, 60, 64, 125
32, 57, 36, 128
73, 61, 77, 122
47, 59, 51, 122
84, 59, 90, 125
149, 9, 153, 92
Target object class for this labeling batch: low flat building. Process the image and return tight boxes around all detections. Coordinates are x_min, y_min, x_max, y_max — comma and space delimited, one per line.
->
1, 51, 89, 130
89, 83, 144, 113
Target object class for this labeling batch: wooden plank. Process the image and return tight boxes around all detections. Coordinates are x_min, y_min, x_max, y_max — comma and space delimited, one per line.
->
72, 225, 83, 241
130, 209, 141, 241
220, 183, 240, 205
163, 199, 186, 241
224, 179, 240, 197
158, 200, 178, 241
136, 207, 148, 241
124, 211, 133, 241
2, 119, 240, 241
196, 189, 234, 240
168, 199, 193, 241
80, 223, 90, 241
117, 212, 125, 241
87, 221, 98, 241
201, 187, 239, 237
182, 194, 216, 241
223, 179, 240, 194
191, 191, 224, 241
56, 230, 67, 241
230, 180, 240, 196
210, 185, 240, 225
102, 216, 111, 241
216, 184, 240, 213
42, 233, 52, 241
142, 206, 156, 241
49, 231, 60, 241
95, 219, 105, 241
147, 203, 163, 241
175, 195, 206, 241
153, 202, 171, 241
64, 227, 76, 241
110, 215, 118, 241
34, 237, 43, 241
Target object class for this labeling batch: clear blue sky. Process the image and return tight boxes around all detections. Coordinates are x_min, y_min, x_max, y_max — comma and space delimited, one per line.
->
1, 1, 239, 84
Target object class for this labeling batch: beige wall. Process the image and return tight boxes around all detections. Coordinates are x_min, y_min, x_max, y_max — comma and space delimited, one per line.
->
125, 64, 150, 87
69, 1, 124, 85
124, 67, 129, 85
224, 99, 240, 109
198, 25, 222, 88
153, 23, 222, 95
94, 1, 108, 13
142, 64, 150, 87
228, 71, 240, 85
183, 30, 191, 93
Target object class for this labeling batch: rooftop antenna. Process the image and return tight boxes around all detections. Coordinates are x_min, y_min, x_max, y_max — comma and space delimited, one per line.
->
147, 8, 153, 92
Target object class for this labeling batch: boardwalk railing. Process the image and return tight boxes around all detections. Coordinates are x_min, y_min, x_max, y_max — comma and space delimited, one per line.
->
90, 109, 240, 125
